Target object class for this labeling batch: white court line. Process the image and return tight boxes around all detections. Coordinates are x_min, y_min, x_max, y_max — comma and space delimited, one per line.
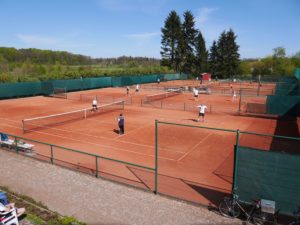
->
0, 120, 183, 159
0, 123, 178, 161
0, 115, 187, 154
113, 122, 152, 140
176, 132, 214, 162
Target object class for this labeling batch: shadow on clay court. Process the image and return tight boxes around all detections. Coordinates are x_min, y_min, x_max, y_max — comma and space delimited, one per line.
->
184, 180, 230, 207
270, 115, 300, 154
113, 129, 120, 134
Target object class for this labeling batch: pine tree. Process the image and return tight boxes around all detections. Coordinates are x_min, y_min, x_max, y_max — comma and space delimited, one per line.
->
225, 29, 240, 78
160, 11, 182, 71
195, 31, 208, 74
209, 41, 219, 77
216, 31, 227, 77
211, 29, 240, 78
181, 10, 198, 74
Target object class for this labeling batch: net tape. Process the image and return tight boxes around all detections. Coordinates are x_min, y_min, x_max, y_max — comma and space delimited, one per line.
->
22, 100, 124, 133
143, 88, 182, 103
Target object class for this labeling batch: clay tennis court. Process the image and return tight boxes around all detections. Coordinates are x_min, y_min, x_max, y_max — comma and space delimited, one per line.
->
0, 80, 282, 206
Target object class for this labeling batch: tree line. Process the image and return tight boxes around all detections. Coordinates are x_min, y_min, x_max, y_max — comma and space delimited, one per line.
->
0, 47, 172, 83
160, 10, 300, 79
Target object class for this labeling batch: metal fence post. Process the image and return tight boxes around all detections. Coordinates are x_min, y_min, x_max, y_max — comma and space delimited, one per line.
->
14, 136, 18, 153
238, 90, 242, 114
22, 120, 25, 134
50, 145, 54, 164
232, 129, 240, 194
95, 156, 99, 178
155, 120, 158, 194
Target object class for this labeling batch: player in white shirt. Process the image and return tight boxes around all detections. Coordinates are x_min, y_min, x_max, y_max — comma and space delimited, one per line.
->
91, 97, 98, 111
196, 104, 207, 122
232, 90, 237, 102
194, 88, 199, 101
135, 84, 140, 94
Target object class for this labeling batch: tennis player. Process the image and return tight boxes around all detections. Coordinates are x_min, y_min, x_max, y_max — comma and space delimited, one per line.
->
126, 86, 130, 96
194, 88, 199, 101
118, 113, 125, 135
196, 104, 207, 122
232, 90, 237, 102
91, 97, 98, 112
157, 78, 160, 84
135, 84, 140, 94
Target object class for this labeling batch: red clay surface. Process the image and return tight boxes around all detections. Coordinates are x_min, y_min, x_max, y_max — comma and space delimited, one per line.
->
0, 80, 289, 206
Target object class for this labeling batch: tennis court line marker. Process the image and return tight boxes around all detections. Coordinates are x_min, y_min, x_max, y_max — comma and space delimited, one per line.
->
176, 132, 213, 162
1, 122, 179, 161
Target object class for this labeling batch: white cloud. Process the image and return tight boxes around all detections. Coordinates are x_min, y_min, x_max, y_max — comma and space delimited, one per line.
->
124, 32, 159, 40
16, 33, 96, 51
16, 34, 59, 45
195, 7, 218, 25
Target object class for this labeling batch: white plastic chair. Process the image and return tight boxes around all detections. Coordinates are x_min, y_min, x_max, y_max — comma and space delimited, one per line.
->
0, 208, 19, 225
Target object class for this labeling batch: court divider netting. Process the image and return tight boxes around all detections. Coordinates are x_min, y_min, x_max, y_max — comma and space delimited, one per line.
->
22, 100, 125, 133
142, 88, 183, 103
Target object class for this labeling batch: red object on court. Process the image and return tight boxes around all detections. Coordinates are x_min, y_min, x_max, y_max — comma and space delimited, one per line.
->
201, 73, 211, 80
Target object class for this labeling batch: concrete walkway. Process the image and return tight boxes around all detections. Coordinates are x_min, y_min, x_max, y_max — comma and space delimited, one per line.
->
0, 150, 241, 225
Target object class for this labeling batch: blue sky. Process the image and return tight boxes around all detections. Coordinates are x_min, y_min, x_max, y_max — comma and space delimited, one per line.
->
0, 0, 299, 59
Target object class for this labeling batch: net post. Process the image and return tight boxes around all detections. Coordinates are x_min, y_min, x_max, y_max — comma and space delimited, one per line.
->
95, 156, 99, 178
155, 120, 158, 194
14, 136, 19, 153
64, 87, 67, 99
232, 129, 240, 194
238, 90, 242, 114
22, 120, 25, 134
50, 145, 54, 165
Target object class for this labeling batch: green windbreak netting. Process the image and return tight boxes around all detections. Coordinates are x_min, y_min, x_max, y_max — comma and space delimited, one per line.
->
180, 73, 188, 80
41, 81, 54, 95
112, 74, 162, 87
235, 146, 300, 215
50, 77, 112, 91
266, 95, 300, 116
87, 77, 111, 89
0, 82, 42, 99
0, 74, 182, 99
294, 68, 300, 80
140, 74, 157, 83
163, 73, 180, 81
275, 77, 299, 95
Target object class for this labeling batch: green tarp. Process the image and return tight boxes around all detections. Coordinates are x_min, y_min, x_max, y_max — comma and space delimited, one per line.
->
235, 146, 300, 215
0, 74, 181, 99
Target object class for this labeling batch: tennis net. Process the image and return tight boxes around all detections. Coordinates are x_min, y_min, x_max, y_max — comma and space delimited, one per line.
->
143, 89, 182, 103
22, 100, 124, 133
50, 87, 67, 99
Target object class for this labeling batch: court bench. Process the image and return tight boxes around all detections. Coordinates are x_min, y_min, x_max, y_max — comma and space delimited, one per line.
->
0, 139, 35, 154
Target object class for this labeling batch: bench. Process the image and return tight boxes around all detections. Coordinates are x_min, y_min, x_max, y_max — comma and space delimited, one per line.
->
0, 139, 35, 154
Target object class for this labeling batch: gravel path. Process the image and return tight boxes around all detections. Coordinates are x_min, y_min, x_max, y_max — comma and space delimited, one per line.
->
0, 150, 242, 225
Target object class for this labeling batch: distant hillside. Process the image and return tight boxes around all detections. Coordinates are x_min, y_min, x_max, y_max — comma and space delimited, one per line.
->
0, 47, 171, 83
0, 47, 160, 66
